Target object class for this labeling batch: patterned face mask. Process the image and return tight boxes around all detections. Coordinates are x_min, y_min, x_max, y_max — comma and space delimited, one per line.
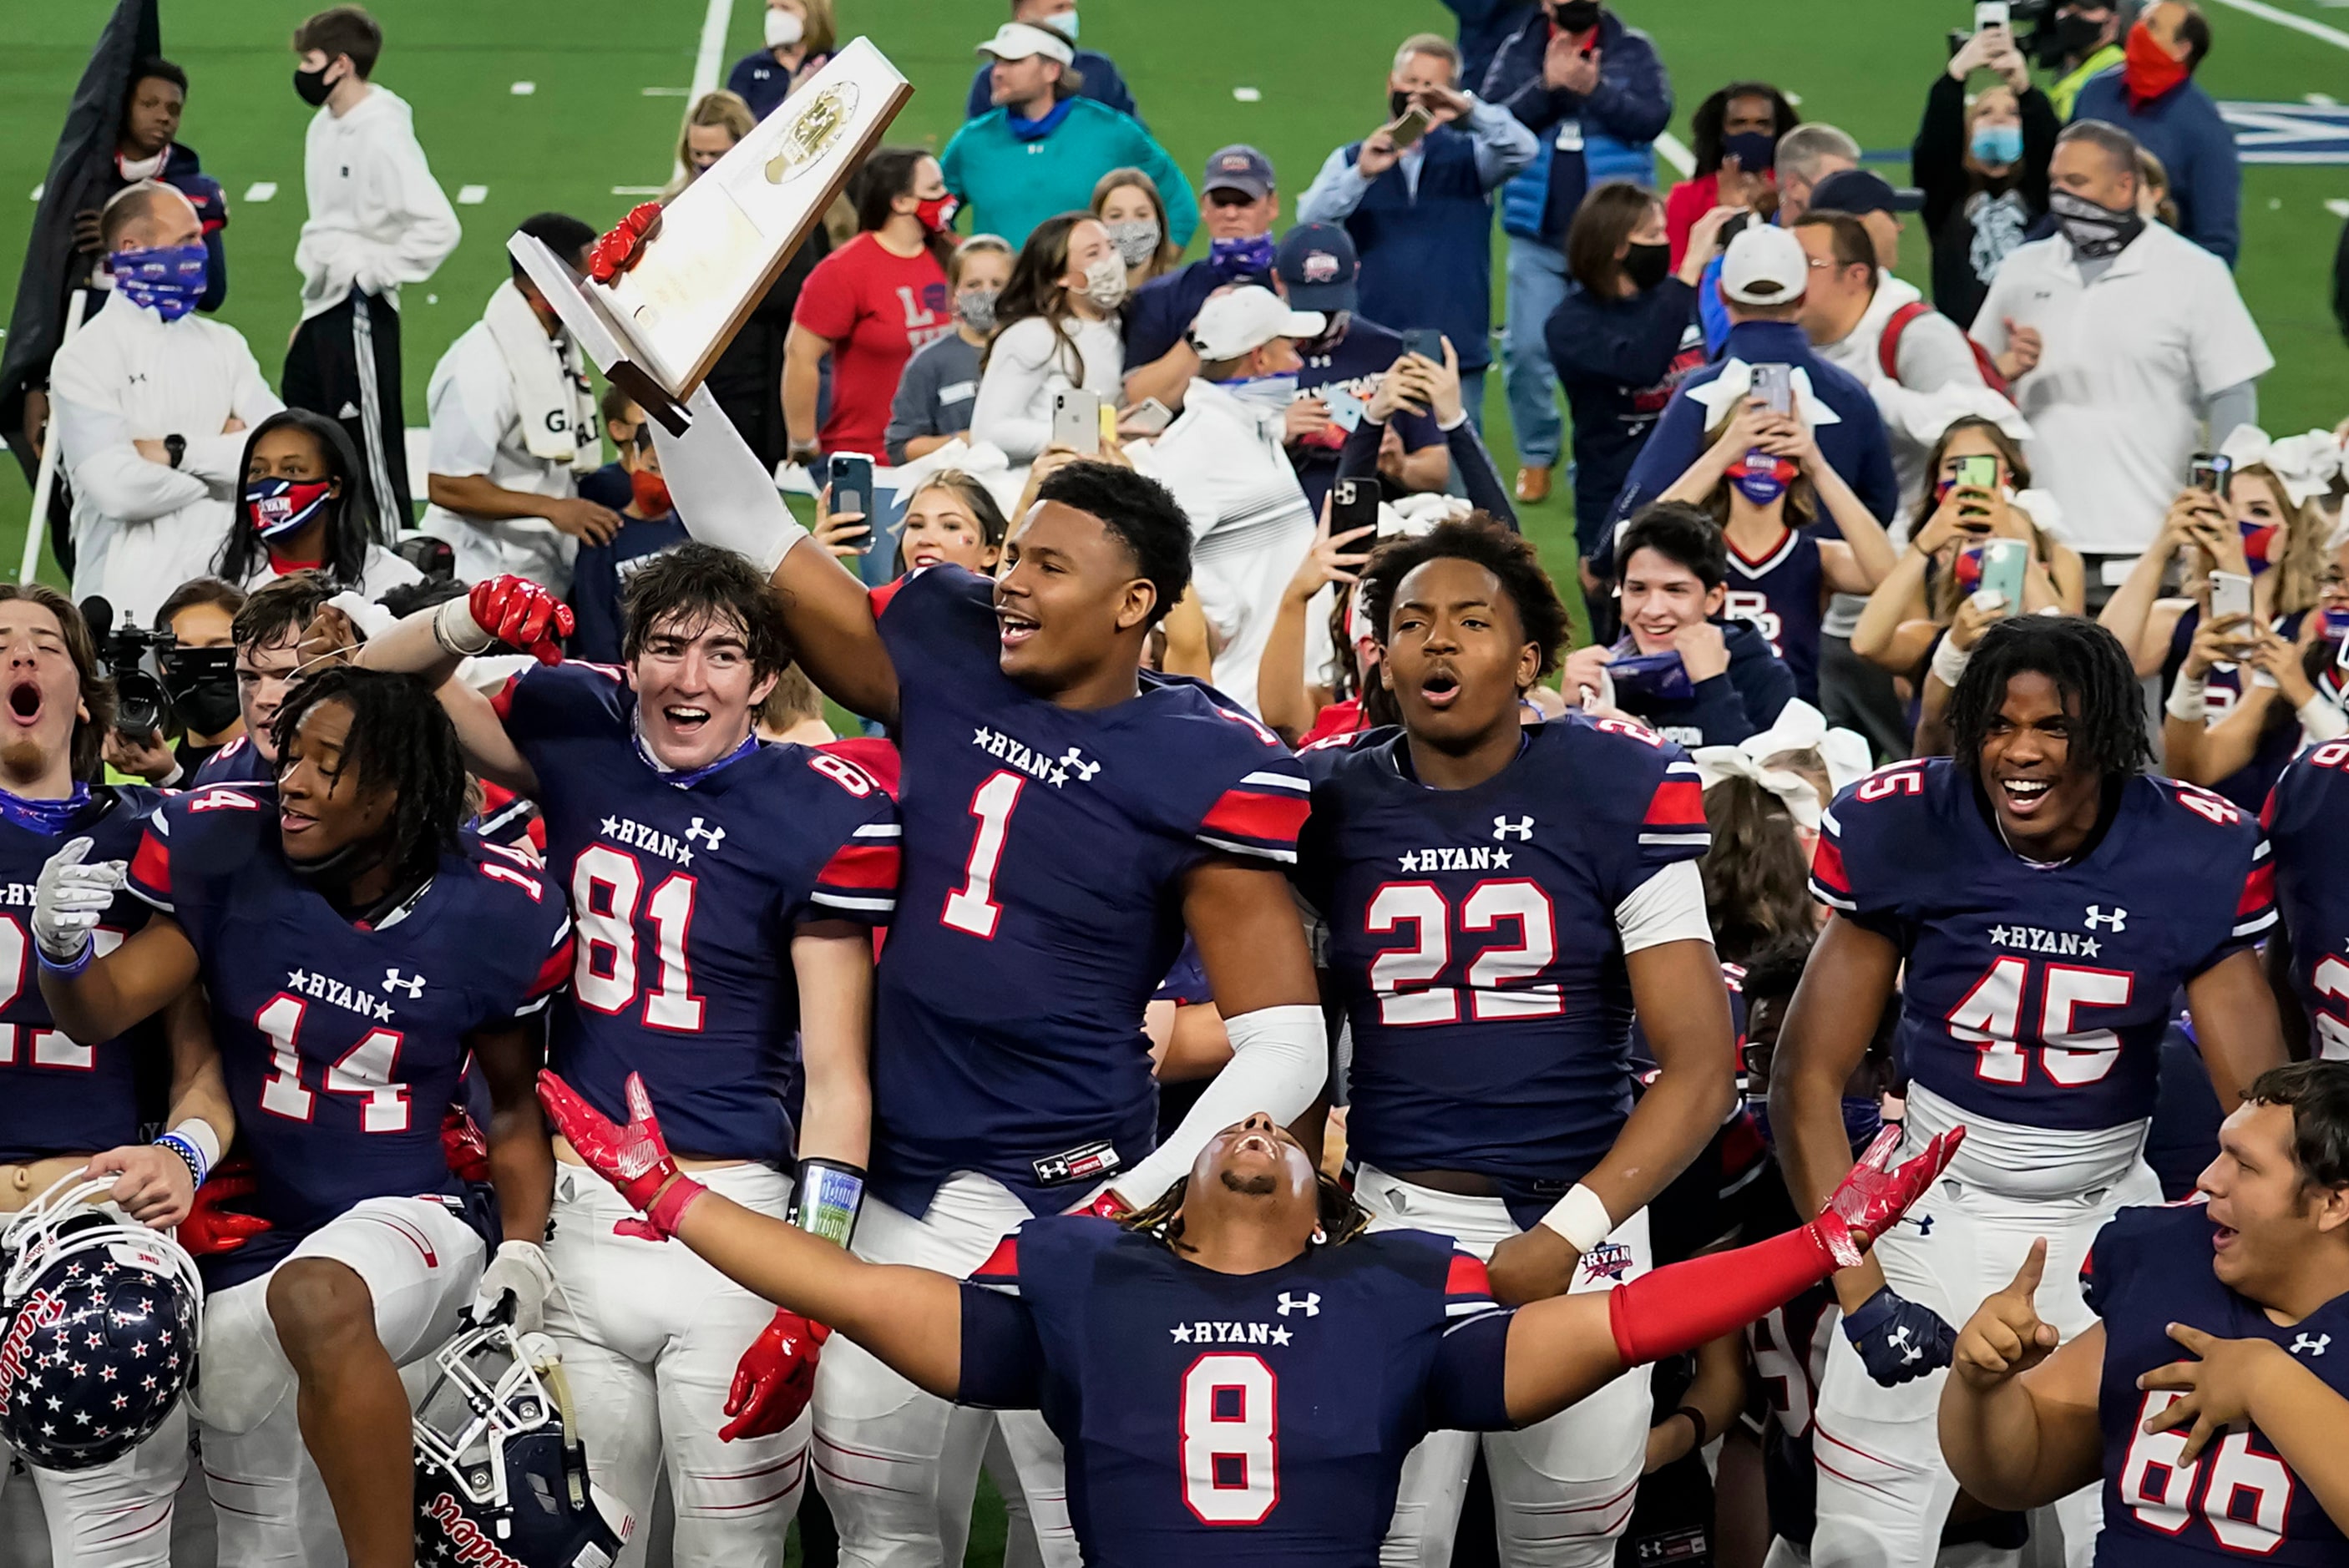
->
245, 475, 336, 540
109, 243, 209, 322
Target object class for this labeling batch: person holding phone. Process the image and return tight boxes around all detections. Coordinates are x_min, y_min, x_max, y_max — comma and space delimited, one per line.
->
1912, 18, 2058, 329
969, 215, 1131, 464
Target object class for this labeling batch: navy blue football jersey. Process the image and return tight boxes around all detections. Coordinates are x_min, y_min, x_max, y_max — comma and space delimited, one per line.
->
2084, 1203, 2349, 1565
1722, 526, 1825, 705
494, 662, 900, 1161
1811, 761, 2272, 1132
1295, 717, 1711, 1227
866, 568, 1309, 1218
2260, 740, 2349, 1062
128, 786, 575, 1290
191, 734, 270, 788
0, 788, 163, 1163
957, 1217, 1512, 1565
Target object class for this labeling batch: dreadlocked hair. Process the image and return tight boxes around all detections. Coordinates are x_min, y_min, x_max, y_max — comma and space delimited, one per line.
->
1356, 516, 1567, 679
271, 665, 468, 883
1947, 616, 2151, 781
1119, 1172, 1374, 1252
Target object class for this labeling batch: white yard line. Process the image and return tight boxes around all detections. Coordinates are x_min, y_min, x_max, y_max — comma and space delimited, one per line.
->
691, 0, 735, 103
1654, 131, 1694, 177
2205, 0, 2349, 51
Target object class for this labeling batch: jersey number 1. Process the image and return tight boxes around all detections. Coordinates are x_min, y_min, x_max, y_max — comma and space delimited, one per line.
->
942, 772, 1024, 939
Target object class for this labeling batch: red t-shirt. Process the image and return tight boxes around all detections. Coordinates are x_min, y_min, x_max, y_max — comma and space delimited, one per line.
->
792, 233, 954, 456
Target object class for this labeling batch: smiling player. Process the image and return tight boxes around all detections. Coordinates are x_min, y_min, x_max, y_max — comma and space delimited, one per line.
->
1769, 615, 2289, 1568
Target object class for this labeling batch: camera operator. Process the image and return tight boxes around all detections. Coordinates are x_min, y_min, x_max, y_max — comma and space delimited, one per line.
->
2037, 0, 2125, 119
94, 577, 246, 787
1916, 22, 2058, 329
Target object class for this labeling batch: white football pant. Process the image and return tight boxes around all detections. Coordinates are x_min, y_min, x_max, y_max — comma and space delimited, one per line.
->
545, 1160, 808, 1568
813, 1171, 1080, 1568
1356, 1167, 1654, 1568
196, 1195, 484, 1567
0, 1404, 187, 1568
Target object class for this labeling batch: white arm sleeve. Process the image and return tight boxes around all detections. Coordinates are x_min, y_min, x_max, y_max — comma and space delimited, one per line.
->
1612, 859, 1714, 954
1107, 1003, 1327, 1208
645, 382, 808, 577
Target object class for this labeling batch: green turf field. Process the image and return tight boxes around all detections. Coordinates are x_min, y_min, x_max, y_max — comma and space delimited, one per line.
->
5, 0, 2348, 615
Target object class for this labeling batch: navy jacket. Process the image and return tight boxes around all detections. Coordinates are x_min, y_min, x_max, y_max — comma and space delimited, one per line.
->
1607, 320, 1899, 535
1443, 0, 1541, 96
1481, 8, 1673, 244
1341, 128, 1501, 372
1546, 276, 1704, 561
964, 49, 1137, 123
1121, 255, 1276, 372
2069, 69, 2238, 266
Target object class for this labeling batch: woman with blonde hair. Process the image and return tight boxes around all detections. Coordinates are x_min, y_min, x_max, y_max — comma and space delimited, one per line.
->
1091, 166, 1182, 292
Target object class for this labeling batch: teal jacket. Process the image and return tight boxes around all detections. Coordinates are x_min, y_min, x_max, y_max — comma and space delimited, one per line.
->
940, 98, 1197, 250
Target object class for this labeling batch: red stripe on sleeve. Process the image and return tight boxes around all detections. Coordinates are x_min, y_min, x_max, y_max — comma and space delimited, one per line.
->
971, 1236, 1019, 1284
1445, 1252, 1494, 1300
1642, 778, 1706, 828
1810, 833, 1850, 897
489, 675, 523, 722
1200, 788, 1310, 847
2237, 858, 2276, 919
819, 842, 901, 892
129, 832, 170, 902
822, 737, 902, 799
867, 579, 908, 620
2259, 783, 2280, 832
529, 933, 576, 999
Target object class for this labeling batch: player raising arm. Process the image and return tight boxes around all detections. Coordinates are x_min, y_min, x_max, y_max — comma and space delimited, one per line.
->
1293, 519, 1738, 1564
1769, 616, 2288, 1568
1940, 1061, 2349, 1559
38, 667, 572, 1568
541, 1069, 1958, 1567
2258, 738, 2349, 1060
350, 544, 897, 1560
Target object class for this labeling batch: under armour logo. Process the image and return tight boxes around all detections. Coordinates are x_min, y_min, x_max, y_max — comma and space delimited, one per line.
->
2084, 905, 2129, 932
684, 817, 726, 851
382, 969, 426, 998
1492, 816, 1534, 842
1275, 1292, 1320, 1318
2293, 1333, 2330, 1358
1059, 746, 1101, 782
1889, 1325, 1925, 1364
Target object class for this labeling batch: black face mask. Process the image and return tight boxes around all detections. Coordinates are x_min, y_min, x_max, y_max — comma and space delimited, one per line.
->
1552, 0, 1602, 31
1390, 89, 1413, 119
1622, 241, 1670, 291
2040, 9, 2110, 64
294, 63, 335, 107
163, 666, 240, 737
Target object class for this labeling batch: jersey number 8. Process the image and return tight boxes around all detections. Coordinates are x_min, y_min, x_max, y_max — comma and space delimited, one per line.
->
1180, 1353, 1278, 1525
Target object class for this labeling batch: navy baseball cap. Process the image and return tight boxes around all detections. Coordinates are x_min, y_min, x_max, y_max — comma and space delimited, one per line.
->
1274, 224, 1359, 313
1202, 144, 1275, 200
1808, 168, 1923, 215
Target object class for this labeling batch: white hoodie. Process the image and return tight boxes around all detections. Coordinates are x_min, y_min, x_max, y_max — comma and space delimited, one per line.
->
295, 84, 461, 321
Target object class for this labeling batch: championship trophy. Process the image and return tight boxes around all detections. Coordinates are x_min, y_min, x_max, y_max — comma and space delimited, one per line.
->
508, 36, 912, 433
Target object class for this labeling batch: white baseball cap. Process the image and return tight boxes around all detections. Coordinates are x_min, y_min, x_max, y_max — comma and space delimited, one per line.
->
1719, 225, 1810, 306
978, 21, 1075, 65
1187, 286, 1326, 361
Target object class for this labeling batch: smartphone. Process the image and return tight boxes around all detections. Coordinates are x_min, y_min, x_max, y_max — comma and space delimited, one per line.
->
1331, 478, 1380, 536
1719, 210, 1755, 243
1953, 454, 1999, 490
827, 453, 875, 551
1975, 2, 2011, 29
1751, 363, 1794, 416
1123, 397, 1174, 436
1401, 327, 1445, 363
2211, 569, 2254, 627
1387, 106, 1434, 150
1976, 538, 2028, 609
1052, 387, 1103, 455
2189, 452, 2233, 500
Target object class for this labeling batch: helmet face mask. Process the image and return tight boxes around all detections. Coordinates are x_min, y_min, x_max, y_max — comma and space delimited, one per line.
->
0, 1174, 203, 1474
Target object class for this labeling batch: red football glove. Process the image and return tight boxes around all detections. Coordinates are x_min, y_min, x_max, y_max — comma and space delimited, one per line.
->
1070, 1188, 1131, 1220
178, 1160, 272, 1257
537, 1070, 704, 1240
441, 1105, 491, 1184
719, 1309, 833, 1443
1810, 1125, 1966, 1268
587, 202, 664, 284
468, 575, 572, 666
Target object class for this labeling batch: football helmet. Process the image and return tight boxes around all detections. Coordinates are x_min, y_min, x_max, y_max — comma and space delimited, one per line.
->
0, 1173, 203, 1471
413, 1319, 633, 1568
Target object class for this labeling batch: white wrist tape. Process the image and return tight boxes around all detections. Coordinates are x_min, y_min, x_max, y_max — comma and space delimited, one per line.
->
650, 382, 810, 579
2299, 693, 2349, 745
2166, 670, 2210, 726
1110, 1003, 1327, 1207
171, 1119, 221, 1174
432, 597, 493, 657
1537, 1183, 1614, 1253
1929, 635, 1972, 690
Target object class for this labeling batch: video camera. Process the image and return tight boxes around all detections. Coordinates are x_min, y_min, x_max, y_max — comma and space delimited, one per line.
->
79, 596, 235, 741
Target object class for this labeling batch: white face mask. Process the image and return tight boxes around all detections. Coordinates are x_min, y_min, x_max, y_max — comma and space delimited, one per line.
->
764, 8, 806, 49
1040, 8, 1080, 40
1078, 252, 1128, 310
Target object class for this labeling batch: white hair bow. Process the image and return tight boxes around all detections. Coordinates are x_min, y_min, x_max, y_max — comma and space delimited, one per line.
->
2216, 424, 2346, 508
1733, 698, 1875, 798
1686, 359, 1844, 430
1690, 746, 1824, 830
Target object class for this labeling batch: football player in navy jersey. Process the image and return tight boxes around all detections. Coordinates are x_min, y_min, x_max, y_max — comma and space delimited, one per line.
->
536, 1073, 1959, 1568
352, 544, 899, 1565
1942, 1061, 2349, 1562
38, 666, 574, 1568
1293, 518, 1739, 1567
640, 373, 1324, 1564
0, 585, 234, 1567
1771, 616, 2290, 1568
194, 570, 334, 789
2260, 738, 2349, 1061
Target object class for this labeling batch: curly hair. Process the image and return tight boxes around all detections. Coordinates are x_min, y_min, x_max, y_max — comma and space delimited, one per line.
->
1033, 461, 1193, 630
271, 665, 468, 885
1121, 1171, 1374, 1252
1947, 616, 2152, 781
1356, 516, 1568, 679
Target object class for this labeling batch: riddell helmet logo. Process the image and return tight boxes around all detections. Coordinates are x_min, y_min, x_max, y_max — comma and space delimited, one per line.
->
423, 1493, 528, 1568
0, 1290, 64, 1401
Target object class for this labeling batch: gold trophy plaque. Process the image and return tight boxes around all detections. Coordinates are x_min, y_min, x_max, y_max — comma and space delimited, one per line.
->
508, 36, 913, 432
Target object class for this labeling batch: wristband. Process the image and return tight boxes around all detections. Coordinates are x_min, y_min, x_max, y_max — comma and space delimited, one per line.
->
788, 1157, 866, 1247
2166, 670, 2210, 726
35, 938, 92, 979
154, 1130, 208, 1191
643, 1172, 706, 1238
432, 597, 494, 658
1928, 634, 1972, 690
2299, 692, 2349, 745
1673, 1404, 1710, 1449
1536, 1182, 1614, 1253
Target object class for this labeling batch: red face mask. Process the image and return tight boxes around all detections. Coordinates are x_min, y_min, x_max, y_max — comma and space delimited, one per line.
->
2123, 21, 2190, 106
630, 468, 672, 516
914, 195, 959, 234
